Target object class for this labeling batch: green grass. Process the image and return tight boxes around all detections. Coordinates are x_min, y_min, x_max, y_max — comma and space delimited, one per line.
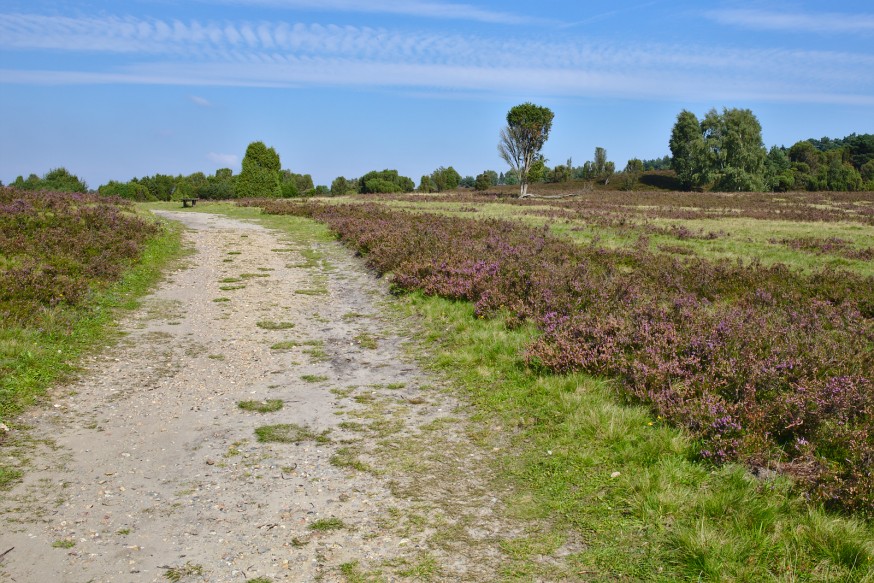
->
303, 346, 329, 361
301, 374, 329, 383
254, 423, 331, 444
353, 332, 378, 349
0, 465, 22, 489
330, 446, 374, 473
51, 539, 75, 549
294, 288, 328, 296
255, 320, 295, 330
289, 248, 324, 269
339, 561, 379, 582
237, 399, 283, 413
309, 517, 347, 531
401, 292, 874, 580
163, 562, 203, 582
269, 341, 298, 350
269, 339, 323, 351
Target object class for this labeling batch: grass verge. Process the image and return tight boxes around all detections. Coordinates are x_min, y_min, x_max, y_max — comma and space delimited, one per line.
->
401, 292, 874, 580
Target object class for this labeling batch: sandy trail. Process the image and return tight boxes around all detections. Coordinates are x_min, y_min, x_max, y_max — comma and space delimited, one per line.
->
0, 211, 523, 582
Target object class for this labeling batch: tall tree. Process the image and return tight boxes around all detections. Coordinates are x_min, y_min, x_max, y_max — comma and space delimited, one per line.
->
430, 166, 461, 192
670, 108, 767, 191
764, 147, 794, 192
331, 176, 354, 196
622, 158, 644, 191
712, 108, 767, 191
498, 102, 554, 197
235, 141, 281, 198
669, 110, 706, 190
593, 147, 608, 176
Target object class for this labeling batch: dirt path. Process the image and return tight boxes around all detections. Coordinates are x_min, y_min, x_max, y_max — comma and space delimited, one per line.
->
0, 211, 544, 582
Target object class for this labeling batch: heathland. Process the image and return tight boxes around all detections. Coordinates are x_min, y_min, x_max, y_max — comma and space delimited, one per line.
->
1, 186, 873, 580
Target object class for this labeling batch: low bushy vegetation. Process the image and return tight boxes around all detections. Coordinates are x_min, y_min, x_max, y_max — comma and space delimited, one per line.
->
251, 198, 873, 516
0, 187, 170, 424
0, 188, 160, 323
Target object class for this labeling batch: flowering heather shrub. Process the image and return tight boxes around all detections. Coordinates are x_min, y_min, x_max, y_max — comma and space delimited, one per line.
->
772, 236, 874, 261
0, 188, 160, 325
251, 199, 874, 515
360, 189, 874, 225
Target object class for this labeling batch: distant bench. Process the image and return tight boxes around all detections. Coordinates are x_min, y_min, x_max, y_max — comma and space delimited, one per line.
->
181, 198, 199, 208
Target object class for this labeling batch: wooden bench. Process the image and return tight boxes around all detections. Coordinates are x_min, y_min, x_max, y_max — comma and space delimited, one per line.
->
181, 198, 199, 208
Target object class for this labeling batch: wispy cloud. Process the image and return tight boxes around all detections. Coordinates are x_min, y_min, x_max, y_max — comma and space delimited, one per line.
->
706, 9, 874, 35
1, 13, 872, 105
201, 0, 544, 25
207, 152, 238, 166
189, 95, 212, 107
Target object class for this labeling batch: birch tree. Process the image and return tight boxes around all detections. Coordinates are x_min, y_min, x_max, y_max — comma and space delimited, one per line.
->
498, 103, 554, 197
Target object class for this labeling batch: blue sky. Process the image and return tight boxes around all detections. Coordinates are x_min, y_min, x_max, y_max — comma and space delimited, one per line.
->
1, 0, 873, 188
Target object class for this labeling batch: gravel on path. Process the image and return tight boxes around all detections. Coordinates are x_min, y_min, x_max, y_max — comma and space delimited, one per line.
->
0, 211, 535, 582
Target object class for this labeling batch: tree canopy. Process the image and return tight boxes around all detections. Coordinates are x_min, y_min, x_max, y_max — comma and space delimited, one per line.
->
358, 169, 415, 194
235, 141, 281, 198
498, 102, 554, 197
430, 166, 461, 192
12, 167, 88, 193
670, 108, 767, 191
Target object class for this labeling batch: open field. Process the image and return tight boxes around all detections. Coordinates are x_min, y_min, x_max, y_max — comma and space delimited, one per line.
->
2, 189, 873, 580
329, 189, 874, 275
248, 192, 874, 514
240, 190, 873, 577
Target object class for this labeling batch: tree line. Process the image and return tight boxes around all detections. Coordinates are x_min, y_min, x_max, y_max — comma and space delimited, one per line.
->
5, 107, 872, 198
669, 108, 874, 192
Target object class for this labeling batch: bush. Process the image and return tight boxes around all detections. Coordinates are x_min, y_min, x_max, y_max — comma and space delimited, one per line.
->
0, 188, 160, 324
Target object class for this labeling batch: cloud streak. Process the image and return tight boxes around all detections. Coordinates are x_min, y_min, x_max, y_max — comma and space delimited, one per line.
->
200, 0, 544, 25
706, 9, 874, 35
1, 13, 872, 105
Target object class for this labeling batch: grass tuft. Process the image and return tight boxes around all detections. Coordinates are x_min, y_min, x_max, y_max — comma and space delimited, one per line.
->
254, 423, 330, 444
163, 562, 203, 582
353, 332, 378, 349
256, 320, 295, 330
301, 374, 329, 383
309, 517, 346, 531
237, 399, 283, 413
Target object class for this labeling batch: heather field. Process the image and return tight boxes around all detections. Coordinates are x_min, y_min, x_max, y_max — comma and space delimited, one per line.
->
0, 187, 178, 432
247, 191, 874, 516
3, 188, 874, 579
245, 191, 874, 577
